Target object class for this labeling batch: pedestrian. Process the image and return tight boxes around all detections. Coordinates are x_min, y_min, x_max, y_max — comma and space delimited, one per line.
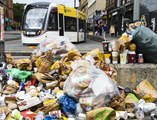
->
98, 23, 102, 35
109, 25, 115, 37
114, 22, 118, 37
102, 24, 107, 40
94, 24, 99, 35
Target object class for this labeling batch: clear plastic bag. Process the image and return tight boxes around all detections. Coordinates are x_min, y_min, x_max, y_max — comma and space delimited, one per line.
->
32, 36, 76, 56
63, 60, 119, 107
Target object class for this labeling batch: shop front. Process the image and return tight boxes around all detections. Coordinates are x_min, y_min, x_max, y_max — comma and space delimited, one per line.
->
140, 0, 157, 32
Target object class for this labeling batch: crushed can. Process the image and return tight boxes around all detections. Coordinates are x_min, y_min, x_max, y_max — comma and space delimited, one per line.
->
49, 110, 62, 119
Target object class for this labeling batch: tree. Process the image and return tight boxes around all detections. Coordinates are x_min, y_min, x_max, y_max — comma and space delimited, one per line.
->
13, 3, 25, 24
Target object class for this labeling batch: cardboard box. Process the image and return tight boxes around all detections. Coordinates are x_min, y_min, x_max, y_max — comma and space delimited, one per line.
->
17, 97, 42, 111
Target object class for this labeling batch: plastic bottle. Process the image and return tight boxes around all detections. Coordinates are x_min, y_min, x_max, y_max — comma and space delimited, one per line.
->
35, 112, 44, 120
151, 109, 157, 120
11, 109, 23, 120
135, 108, 144, 120
0, 110, 6, 120
138, 54, 144, 63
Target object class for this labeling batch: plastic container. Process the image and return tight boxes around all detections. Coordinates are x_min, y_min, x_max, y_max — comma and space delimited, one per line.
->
128, 51, 136, 63
120, 52, 127, 64
104, 53, 111, 64
12, 109, 23, 120
112, 51, 118, 64
138, 54, 144, 63
102, 41, 110, 53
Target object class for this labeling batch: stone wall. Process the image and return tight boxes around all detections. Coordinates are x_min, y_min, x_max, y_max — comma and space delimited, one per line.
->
110, 64, 157, 89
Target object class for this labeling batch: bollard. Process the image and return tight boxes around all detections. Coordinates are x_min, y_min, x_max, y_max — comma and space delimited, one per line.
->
0, 41, 4, 62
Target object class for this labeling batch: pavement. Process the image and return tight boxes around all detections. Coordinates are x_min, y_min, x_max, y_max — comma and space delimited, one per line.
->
4, 31, 21, 41
87, 34, 120, 43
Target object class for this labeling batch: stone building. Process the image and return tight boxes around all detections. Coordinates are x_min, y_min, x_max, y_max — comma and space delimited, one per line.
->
4, 0, 14, 30
79, 0, 88, 15
105, 0, 133, 34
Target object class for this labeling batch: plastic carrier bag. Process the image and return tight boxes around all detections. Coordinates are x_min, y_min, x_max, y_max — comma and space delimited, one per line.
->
63, 60, 119, 107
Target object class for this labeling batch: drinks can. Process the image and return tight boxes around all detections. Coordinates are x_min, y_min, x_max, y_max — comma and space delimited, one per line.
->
18, 82, 24, 91
49, 110, 62, 119
102, 41, 110, 53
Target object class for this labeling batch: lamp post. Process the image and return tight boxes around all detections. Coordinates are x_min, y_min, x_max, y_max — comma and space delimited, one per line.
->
0, 0, 4, 62
133, 0, 140, 21
74, 0, 76, 8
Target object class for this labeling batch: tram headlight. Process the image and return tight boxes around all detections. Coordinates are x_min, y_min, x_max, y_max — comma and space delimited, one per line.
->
40, 30, 45, 35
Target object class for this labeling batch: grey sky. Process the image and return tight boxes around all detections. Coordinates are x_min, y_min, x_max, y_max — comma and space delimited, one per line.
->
13, 0, 79, 7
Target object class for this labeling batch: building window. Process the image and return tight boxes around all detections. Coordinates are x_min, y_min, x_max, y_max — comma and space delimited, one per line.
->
117, 0, 121, 7
65, 16, 77, 31
122, 0, 125, 5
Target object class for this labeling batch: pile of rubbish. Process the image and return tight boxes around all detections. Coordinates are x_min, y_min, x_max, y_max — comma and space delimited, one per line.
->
1, 36, 157, 120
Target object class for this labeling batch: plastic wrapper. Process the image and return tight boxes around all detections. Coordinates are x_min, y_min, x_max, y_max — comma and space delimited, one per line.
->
35, 51, 53, 73
60, 50, 82, 63
2, 85, 18, 94
94, 61, 117, 82
35, 101, 59, 115
125, 93, 139, 108
7, 68, 32, 83
114, 33, 132, 52
137, 99, 156, 113
5, 53, 15, 65
59, 94, 77, 116
109, 90, 126, 111
63, 60, 119, 107
83, 48, 103, 62
33, 72, 56, 84
50, 61, 72, 76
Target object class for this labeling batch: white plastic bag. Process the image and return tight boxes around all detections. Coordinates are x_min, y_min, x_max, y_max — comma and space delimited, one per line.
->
63, 60, 119, 107
32, 36, 76, 56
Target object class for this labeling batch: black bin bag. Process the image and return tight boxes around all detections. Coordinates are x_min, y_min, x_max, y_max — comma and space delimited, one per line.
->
132, 26, 157, 63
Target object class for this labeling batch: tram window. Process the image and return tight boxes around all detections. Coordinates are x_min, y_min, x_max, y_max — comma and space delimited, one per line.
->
65, 16, 77, 31
48, 10, 58, 31
79, 19, 85, 31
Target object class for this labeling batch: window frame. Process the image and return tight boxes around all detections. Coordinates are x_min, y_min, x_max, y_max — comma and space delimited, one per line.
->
64, 16, 77, 32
